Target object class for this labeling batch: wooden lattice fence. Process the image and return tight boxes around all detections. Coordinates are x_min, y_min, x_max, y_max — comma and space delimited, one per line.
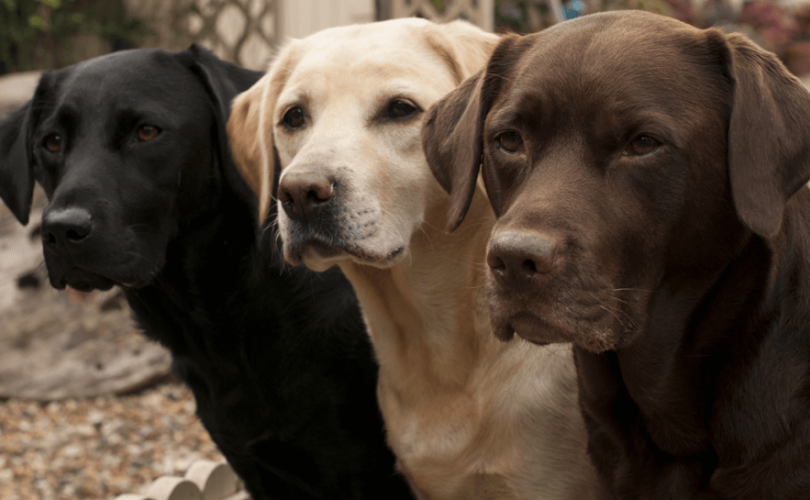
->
123, 0, 278, 70
379, 0, 495, 30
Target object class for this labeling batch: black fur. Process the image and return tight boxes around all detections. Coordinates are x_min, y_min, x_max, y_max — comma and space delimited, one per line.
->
0, 46, 411, 499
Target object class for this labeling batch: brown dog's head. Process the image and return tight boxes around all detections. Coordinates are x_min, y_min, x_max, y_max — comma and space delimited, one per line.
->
423, 11, 810, 351
228, 18, 498, 272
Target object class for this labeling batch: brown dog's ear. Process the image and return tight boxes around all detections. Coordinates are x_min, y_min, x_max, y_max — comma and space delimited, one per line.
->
422, 71, 487, 231
0, 100, 35, 225
227, 42, 301, 225
422, 34, 525, 231
722, 31, 810, 238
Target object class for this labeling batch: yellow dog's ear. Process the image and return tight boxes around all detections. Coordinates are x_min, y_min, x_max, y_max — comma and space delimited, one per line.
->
717, 30, 810, 239
422, 20, 500, 86
227, 42, 301, 225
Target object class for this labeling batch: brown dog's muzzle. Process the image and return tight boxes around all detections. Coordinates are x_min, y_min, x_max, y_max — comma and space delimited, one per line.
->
486, 231, 557, 289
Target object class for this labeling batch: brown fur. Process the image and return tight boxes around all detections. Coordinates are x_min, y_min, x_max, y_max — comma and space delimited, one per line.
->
423, 11, 810, 499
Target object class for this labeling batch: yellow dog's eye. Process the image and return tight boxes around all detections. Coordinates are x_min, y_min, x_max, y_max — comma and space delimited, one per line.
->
137, 125, 160, 142
388, 100, 418, 119
497, 132, 523, 154
624, 135, 660, 156
44, 133, 62, 153
283, 107, 305, 129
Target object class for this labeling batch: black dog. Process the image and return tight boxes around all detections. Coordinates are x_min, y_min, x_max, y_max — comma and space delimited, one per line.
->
424, 11, 810, 499
0, 46, 411, 499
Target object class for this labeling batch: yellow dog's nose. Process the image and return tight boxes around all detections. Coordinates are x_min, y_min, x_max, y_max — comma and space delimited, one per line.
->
278, 171, 335, 224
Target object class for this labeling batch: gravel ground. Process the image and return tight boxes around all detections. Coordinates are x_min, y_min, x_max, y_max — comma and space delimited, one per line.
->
0, 381, 224, 500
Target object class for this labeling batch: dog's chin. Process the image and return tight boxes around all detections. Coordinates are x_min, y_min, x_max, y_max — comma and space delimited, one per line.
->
490, 311, 572, 346
51, 268, 116, 292
489, 302, 624, 353
48, 262, 162, 292
285, 236, 406, 272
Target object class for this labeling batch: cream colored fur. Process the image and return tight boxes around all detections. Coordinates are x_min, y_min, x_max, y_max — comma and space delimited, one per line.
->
227, 18, 600, 500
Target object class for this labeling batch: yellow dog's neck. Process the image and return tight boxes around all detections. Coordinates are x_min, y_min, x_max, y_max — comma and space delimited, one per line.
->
339, 189, 597, 500
340, 188, 497, 403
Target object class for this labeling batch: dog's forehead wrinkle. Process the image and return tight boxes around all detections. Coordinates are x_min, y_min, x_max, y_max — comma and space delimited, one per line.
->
499, 62, 709, 154
510, 16, 712, 121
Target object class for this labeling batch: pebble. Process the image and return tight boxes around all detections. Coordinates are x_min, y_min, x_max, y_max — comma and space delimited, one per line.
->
0, 382, 223, 500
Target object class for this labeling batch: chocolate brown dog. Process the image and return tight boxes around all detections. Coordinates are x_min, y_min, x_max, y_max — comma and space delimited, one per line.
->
423, 10, 810, 499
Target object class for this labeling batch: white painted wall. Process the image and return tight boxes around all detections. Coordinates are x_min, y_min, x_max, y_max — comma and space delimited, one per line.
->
280, 0, 376, 40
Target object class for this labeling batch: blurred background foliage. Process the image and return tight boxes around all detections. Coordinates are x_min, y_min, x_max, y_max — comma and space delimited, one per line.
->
0, 0, 146, 74
1, 0, 809, 76
493, 0, 810, 75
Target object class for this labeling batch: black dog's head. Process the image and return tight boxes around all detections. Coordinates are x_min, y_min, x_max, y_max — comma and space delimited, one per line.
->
0, 46, 259, 291
423, 11, 810, 352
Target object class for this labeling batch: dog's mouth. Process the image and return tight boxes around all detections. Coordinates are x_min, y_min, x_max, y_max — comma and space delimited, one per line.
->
491, 310, 580, 346
48, 260, 163, 292
489, 280, 636, 352
489, 288, 640, 352
56, 268, 116, 292
285, 232, 406, 270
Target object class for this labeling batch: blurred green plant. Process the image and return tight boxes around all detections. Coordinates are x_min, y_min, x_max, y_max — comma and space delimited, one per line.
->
496, 0, 551, 33
431, 0, 446, 13
0, 0, 146, 74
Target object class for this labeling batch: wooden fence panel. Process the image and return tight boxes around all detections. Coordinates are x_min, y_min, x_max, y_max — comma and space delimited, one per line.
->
384, 0, 495, 31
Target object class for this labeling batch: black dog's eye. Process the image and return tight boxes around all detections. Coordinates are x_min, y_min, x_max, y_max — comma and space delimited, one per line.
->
388, 99, 419, 120
496, 132, 523, 154
137, 125, 161, 142
43, 133, 62, 153
283, 107, 305, 129
624, 135, 660, 156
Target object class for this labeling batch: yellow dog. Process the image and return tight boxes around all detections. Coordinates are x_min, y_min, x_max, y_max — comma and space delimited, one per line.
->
227, 18, 600, 500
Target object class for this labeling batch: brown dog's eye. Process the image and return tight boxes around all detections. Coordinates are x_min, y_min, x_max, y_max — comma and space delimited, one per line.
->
283, 107, 305, 129
137, 125, 160, 142
624, 135, 660, 156
388, 100, 418, 120
44, 133, 62, 153
497, 132, 523, 154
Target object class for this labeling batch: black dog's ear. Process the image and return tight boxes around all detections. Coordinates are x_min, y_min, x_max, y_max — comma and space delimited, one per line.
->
422, 34, 525, 232
720, 30, 810, 238
0, 101, 35, 225
423, 71, 487, 232
178, 45, 264, 214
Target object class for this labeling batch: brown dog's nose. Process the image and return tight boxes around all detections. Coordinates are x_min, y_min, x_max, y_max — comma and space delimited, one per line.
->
278, 171, 335, 224
487, 232, 557, 289
41, 207, 93, 248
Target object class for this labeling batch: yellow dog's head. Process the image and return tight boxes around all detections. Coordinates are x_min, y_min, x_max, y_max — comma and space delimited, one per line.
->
227, 18, 498, 271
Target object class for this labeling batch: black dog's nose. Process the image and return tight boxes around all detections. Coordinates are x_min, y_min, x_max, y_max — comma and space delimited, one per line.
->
41, 207, 93, 247
487, 231, 557, 289
278, 171, 335, 223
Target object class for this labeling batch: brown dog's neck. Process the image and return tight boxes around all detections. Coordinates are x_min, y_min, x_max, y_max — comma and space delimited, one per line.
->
610, 193, 810, 461
340, 189, 497, 398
